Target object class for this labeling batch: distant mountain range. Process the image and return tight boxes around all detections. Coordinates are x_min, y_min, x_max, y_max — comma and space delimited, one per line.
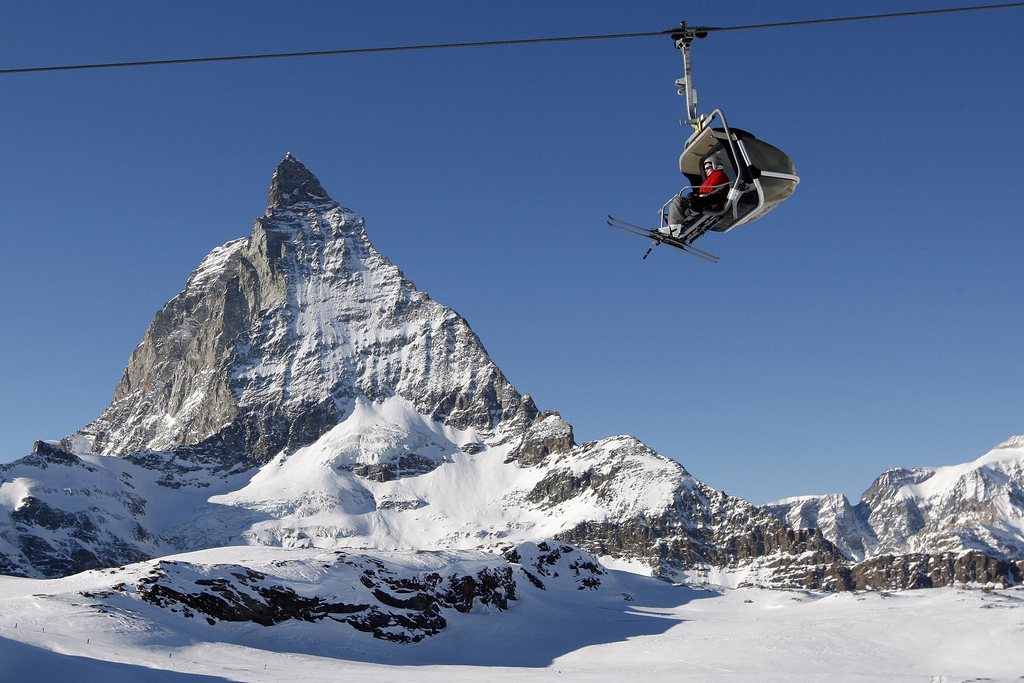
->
2, 155, 1020, 597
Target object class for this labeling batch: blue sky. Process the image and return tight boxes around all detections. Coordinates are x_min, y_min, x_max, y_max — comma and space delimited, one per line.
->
1, 1, 1021, 504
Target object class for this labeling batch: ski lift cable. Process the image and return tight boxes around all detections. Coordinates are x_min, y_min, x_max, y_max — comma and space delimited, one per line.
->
2, 2, 1022, 75
698, 2, 1024, 34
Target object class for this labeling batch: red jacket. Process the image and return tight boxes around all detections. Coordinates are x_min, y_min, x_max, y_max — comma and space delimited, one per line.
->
699, 169, 729, 195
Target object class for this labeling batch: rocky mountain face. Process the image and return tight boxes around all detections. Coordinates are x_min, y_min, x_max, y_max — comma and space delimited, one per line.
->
70, 153, 536, 467
1, 156, 1020, 595
764, 436, 1024, 588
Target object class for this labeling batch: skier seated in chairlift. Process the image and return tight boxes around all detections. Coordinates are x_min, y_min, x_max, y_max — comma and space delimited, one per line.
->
661, 156, 730, 237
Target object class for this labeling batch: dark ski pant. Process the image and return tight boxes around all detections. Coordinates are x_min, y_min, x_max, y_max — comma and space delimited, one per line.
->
668, 193, 704, 225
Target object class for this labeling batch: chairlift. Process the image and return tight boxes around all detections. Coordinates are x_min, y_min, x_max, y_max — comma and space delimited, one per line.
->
608, 23, 799, 262
667, 110, 799, 237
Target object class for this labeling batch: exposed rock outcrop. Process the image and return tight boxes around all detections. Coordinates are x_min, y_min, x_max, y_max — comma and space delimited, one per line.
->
102, 544, 589, 643
765, 438, 1024, 588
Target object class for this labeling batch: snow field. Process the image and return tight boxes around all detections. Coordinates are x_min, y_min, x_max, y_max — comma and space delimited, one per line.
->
0, 551, 1021, 682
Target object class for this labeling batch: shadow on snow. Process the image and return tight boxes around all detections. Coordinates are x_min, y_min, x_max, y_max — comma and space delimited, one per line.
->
0, 636, 234, 682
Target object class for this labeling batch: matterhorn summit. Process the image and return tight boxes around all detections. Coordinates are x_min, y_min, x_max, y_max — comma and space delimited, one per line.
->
1, 156, 1021, 597
72, 153, 537, 469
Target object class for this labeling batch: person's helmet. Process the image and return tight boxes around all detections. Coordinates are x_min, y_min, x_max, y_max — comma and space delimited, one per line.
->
703, 156, 723, 171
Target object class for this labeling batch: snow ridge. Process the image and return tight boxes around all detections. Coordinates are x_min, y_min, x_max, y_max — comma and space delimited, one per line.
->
766, 440, 1024, 561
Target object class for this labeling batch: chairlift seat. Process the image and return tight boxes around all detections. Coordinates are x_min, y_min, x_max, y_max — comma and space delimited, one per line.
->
667, 109, 799, 235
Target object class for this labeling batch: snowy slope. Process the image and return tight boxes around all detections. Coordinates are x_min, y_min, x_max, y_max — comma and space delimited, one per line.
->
1, 398, 763, 580
0, 550, 1021, 681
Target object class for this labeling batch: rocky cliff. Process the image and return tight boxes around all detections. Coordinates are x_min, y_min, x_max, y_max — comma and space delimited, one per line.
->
764, 436, 1024, 588
765, 437, 1024, 558
70, 154, 536, 468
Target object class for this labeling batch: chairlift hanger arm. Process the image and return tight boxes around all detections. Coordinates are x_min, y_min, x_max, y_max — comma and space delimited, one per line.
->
670, 23, 714, 130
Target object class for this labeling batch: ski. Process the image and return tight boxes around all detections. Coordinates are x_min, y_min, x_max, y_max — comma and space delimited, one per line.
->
607, 215, 709, 251
607, 216, 718, 258
607, 219, 719, 263
607, 216, 720, 263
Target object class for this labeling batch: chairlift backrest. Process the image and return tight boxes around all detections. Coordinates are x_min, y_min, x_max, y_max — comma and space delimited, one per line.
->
678, 126, 719, 181
679, 127, 742, 185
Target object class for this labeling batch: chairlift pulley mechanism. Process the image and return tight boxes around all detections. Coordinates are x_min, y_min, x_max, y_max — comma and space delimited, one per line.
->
670, 22, 711, 130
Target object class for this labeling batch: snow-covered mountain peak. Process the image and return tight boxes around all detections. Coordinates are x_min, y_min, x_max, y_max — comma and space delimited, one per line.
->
266, 153, 332, 209
68, 156, 537, 466
995, 434, 1024, 449
874, 439, 1024, 504
769, 437, 1024, 563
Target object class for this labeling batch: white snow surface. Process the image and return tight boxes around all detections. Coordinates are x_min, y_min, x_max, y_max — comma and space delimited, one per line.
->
0, 395, 689, 571
0, 545, 1020, 681
204, 397, 684, 552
